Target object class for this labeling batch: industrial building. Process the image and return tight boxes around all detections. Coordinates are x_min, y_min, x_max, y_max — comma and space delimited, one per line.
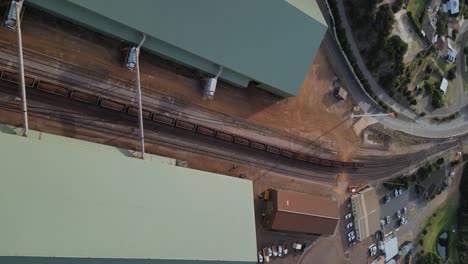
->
350, 186, 381, 241
25, 0, 327, 97
265, 189, 339, 235
0, 127, 257, 264
382, 236, 399, 262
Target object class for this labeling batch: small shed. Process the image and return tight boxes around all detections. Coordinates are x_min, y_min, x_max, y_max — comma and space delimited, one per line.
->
334, 87, 348, 100
447, 49, 457, 62
383, 236, 399, 262
440, 78, 448, 94
450, 0, 460, 14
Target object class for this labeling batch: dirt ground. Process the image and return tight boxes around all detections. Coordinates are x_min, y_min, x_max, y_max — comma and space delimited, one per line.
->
392, 10, 425, 64
1, 6, 361, 161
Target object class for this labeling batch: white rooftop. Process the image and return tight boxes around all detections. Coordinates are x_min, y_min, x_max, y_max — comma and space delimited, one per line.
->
440, 78, 449, 94
450, 0, 460, 14
384, 236, 399, 261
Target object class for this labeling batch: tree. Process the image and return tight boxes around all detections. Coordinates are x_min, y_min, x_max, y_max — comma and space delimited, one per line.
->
432, 90, 444, 109
437, 13, 448, 36
447, 67, 457, 80
453, 29, 459, 39
392, 0, 404, 12
436, 157, 445, 165
416, 252, 442, 264
385, 35, 408, 59
375, 4, 395, 46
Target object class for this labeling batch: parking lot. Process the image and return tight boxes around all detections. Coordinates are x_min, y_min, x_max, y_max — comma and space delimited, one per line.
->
378, 167, 449, 235
379, 187, 414, 234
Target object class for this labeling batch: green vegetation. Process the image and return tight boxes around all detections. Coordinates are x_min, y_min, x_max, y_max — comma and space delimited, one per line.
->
418, 197, 458, 263
417, 252, 443, 264
384, 160, 444, 191
329, 0, 396, 113
407, 0, 426, 21
407, 11, 422, 32
436, 12, 449, 36
457, 163, 468, 263
345, 0, 408, 105
392, 0, 404, 12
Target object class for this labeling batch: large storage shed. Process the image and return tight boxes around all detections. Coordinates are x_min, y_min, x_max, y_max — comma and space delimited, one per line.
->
350, 186, 380, 241
26, 0, 328, 97
268, 189, 338, 235
0, 127, 257, 264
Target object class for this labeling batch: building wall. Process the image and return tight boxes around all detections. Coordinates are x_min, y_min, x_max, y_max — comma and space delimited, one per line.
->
26, 0, 327, 97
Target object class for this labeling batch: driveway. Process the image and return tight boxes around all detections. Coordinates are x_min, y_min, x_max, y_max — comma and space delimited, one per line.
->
392, 10, 425, 63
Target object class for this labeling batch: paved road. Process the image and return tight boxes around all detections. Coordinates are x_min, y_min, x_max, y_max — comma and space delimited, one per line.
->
318, 0, 468, 138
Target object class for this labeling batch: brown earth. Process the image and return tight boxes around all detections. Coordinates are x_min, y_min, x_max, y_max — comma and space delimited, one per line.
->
0, 6, 361, 160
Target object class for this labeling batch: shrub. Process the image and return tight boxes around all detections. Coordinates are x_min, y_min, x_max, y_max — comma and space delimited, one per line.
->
447, 67, 456, 80
436, 157, 445, 165
407, 11, 421, 31
453, 29, 459, 39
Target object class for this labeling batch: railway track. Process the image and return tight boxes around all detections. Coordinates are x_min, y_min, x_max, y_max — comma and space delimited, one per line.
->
0, 69, 365, 169
0, 43, 335, 154
0, 79, 460, 182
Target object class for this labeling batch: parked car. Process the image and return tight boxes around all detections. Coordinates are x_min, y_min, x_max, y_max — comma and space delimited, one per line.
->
399, 189, 403, 195
386, 216, 390, 224
262, 248, 270, 263
347, 231, 355, 237
346, 222, 353, 228
400, 217, 408, 226
394, 189, 399, 197
267, 246, 273, 257
345, 213, 352, 219
369, 244, 377, 256
402, 207, 407, 214
282, 244, 288, 255
258, 251, 264, 263
292, 242, 303, 251
396, 210, 401, 219
384, 195, 391, 203
278, 244, 283, 257
272, 245, 278, 257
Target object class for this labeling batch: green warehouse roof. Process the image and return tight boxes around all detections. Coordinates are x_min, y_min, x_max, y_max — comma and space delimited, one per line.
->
26, 0, 327, 97
0, 127, 257, 264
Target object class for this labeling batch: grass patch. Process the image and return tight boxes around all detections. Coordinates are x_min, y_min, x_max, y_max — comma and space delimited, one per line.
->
419, 197, 458, 263
407, 0, 426, 20
434, 56, 456, 76
445, 80, 459, 105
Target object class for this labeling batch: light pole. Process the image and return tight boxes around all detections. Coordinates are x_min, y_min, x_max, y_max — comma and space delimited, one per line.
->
135, 33, 146, 159
15, 0, 28, 136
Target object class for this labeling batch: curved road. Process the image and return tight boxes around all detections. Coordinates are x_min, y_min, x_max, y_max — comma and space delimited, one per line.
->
318, 0, 468, 138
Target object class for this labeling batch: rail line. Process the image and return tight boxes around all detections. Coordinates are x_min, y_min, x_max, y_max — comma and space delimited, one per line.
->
0, 70, 365, 169
0, 43, 333, 153
0, 82, 459, 183
0, 89, 458, 183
